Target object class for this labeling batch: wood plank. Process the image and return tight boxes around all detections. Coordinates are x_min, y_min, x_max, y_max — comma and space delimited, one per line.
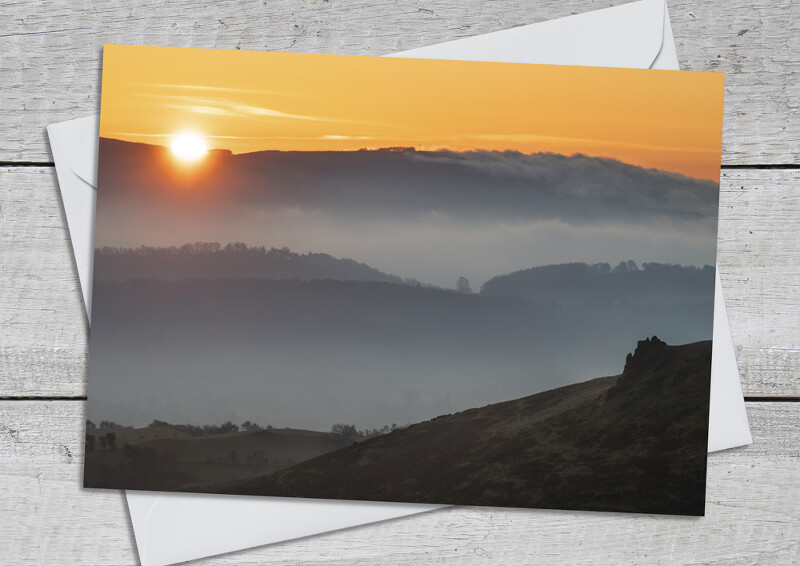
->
717, 169, 800, 397
0, 400, 797, 564
0, 0, 798, 164
2, 167, 797, 397
0, 167, 88, 398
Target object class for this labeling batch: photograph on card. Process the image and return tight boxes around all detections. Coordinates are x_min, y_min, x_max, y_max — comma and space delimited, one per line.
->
85, 45, 724, 515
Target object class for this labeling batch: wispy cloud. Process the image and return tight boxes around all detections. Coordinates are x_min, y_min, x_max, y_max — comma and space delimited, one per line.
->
162, 103, 235, 116
135, 82, 295, 97
106, 132, 381, 147
132, 91, 391, 128
134, 93, 325, 121
320, 134, 374, 140
228, 103, 321, 121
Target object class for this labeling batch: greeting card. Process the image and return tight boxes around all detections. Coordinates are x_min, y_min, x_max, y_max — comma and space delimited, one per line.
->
85, 45, 724, 515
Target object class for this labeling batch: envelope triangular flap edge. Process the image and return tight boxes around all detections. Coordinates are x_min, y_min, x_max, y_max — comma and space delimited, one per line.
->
50, 115, 99, 187
47, 116, 99, 317
389, 0, 666, 69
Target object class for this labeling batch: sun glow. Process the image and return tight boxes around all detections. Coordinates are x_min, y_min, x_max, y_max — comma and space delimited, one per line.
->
101, 46, 725, 181
170, 133, 207, 163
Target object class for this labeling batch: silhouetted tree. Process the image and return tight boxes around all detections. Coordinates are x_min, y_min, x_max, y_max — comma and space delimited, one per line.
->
99, 420, 132, 430
331, 423, 360, 446
105, 432, 117, 451
241, 421, 263, 433
456, 276, 472, 294
86, 419, 96, 429
220, 421, 239, 434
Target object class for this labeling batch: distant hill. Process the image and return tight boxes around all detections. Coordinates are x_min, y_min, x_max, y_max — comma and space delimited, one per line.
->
97, 138, 719, 225
94, 242, 405, 284
481, 261, 715, 305
232, 338, 711, 516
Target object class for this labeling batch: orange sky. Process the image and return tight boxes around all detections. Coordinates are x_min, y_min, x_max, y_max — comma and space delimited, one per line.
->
100, 44, 725, 181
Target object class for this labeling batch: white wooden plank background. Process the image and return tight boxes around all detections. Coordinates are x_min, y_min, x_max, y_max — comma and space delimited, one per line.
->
1, 401, 798, 565
1, 0, 798, 564
0, 0, 799, 165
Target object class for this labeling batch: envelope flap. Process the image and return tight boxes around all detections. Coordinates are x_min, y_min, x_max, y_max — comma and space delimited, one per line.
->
49, 115, 100, 187
47, 116, 99, 318
128, 491, 441, 566
391, 0, 666, 70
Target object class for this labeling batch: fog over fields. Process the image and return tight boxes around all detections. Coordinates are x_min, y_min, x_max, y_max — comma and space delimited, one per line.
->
87, 140, 718, 431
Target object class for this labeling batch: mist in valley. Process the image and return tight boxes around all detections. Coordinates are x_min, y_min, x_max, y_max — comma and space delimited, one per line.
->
88, 140, 719, 433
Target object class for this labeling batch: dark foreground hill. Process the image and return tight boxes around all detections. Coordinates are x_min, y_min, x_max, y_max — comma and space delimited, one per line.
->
233, 338, 711, 516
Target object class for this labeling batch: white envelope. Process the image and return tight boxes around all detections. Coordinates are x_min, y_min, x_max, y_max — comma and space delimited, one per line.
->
48, 1, 751, 564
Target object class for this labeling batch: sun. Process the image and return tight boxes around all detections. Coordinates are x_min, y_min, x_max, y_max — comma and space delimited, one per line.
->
170, 133, 208, 163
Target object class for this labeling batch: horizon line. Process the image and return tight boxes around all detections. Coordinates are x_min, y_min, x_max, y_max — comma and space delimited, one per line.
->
99, 135, 719, 183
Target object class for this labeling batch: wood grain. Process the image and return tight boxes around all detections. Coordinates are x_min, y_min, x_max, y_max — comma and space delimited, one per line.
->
0, 400, 797, 565
1, 2, 798, 563
0, 0, 798, 164
717, 169, 800, 397
2, 167, 797, 397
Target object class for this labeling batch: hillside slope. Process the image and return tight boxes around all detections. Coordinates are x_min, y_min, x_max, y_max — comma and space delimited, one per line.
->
234, 338, 711, 516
